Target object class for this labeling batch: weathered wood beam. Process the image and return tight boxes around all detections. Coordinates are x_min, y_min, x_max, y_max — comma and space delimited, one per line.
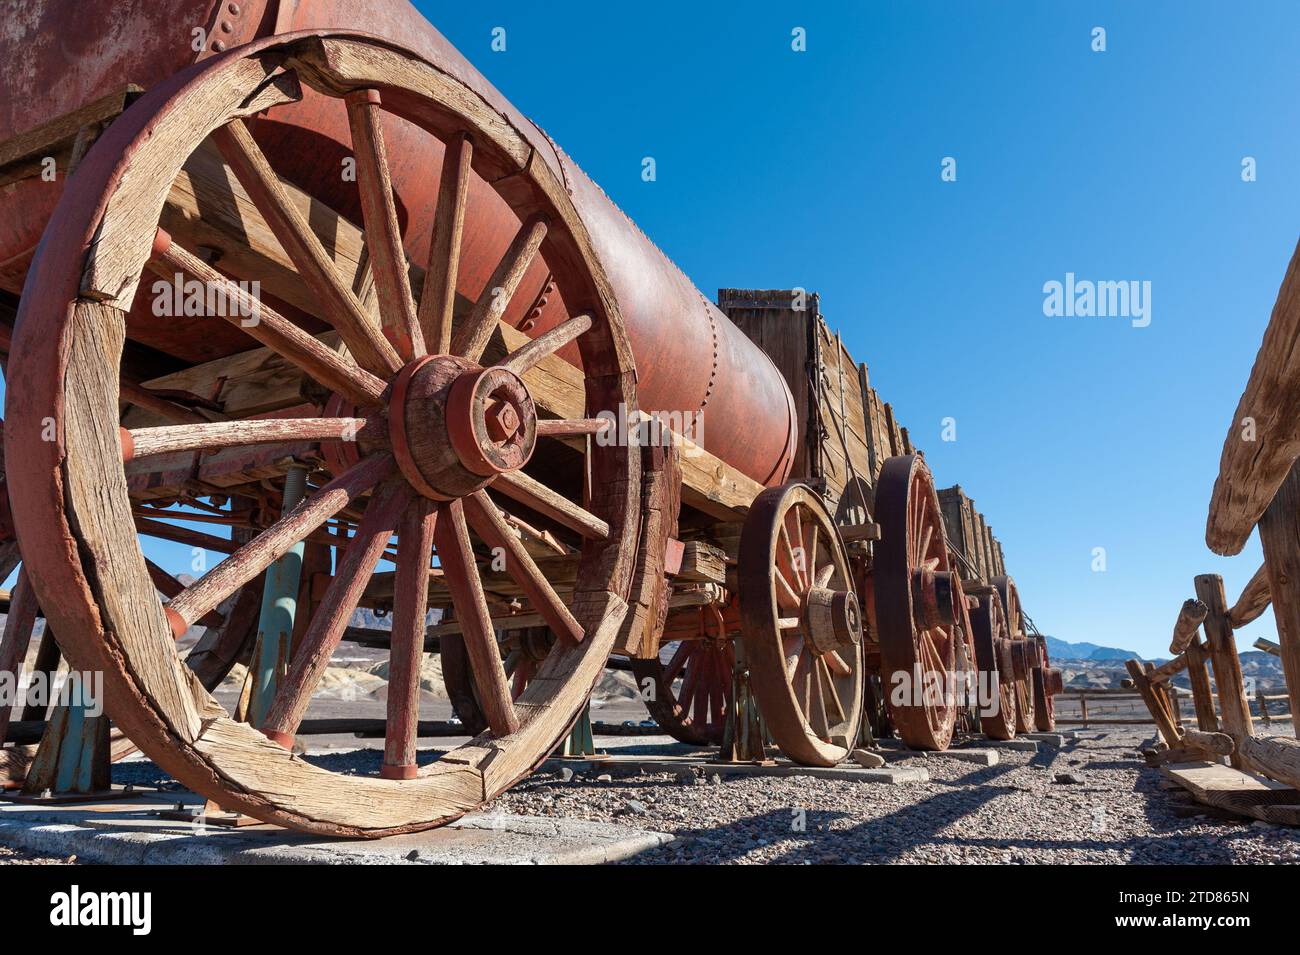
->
1227, 564, 1272, 628
1169, 598, 1208, 654
1240, 734, 1300, 793
1257, 459, 1300, 739
1183, 728, 1235, 757
1194, 574, 1255, 766
1185, 636, 1219, 732
1125, 658, 1181, 746
1206, 237, 1300, 555
1148, 654, 1189, 684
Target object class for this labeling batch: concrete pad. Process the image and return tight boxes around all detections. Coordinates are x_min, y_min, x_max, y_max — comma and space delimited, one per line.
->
987, 739, 1039, 753
542, 755, 927, 784
0, 790, 671, 865
934, 748, 999, 766
1022, 733, 1068, 747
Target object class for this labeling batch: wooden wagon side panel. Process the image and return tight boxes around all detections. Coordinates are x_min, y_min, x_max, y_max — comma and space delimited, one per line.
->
718, 288, 815, 485
938, 485, 977, 581
811, 320, 875, 518
867, 387, 889, 481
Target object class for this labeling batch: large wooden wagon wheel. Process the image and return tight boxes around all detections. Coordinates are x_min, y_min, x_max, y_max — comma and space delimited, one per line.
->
629, 616, 735, 746
970, 592, 1017, 740
873, 454, 960, 751
991, 575, 1035, 734
1031, 636, 1059, 732
5, 34, 638, 836
739, 484, 863, 765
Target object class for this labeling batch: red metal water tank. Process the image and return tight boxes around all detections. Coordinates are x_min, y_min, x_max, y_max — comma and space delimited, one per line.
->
0, 0, 795, 486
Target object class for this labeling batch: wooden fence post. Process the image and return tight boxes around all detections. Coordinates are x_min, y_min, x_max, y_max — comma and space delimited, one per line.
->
1257, 459, 1300, 739
1194, 574, 1255, 767
1185, 636, 1219, 732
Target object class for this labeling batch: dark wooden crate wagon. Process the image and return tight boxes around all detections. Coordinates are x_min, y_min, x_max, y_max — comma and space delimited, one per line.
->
0, 5, 1052, 835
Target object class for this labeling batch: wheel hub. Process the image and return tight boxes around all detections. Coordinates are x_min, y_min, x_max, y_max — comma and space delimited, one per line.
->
388, 355, 538, 500
804, 587, 862, 654
911, 568, 957, 630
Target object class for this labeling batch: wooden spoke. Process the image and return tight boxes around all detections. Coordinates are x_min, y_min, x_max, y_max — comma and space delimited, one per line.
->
144, 558, 223, 628
463, 491, 583, 644
535, 418, 611, 438
663, 641, 691, 683
691, 663, 709, 725
450, 214, 548, 363
790, 508, 808, 590
778, 616, 801, 630
807, 659, 830, 738
433, 500, 519, 735
211, 119, 402, 376
262, 480, 410, 743
802, 517, 818, 586
345, 90, 423, 360
165, 453, 394, 635
775, 567, 802, 611
497, 314, 592, 376
792, 653, 811, 718
815, 561, 835, 588
20, 630, 60, 723
824, 650, 851, 678
382, 499, 436, 777
783, 634, 804, 678
818, 657, 846, 725
419, 131, 472, 355
144, 558, 185, 599
493, 469, 609, 541
0, 570, 40, 743
151, 234, 387, 407
779, 522, 805, 592
126, 417, 371, 461
679, 657, 702, 716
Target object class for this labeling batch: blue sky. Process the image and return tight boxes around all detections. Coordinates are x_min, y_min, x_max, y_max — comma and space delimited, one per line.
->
416, 0, 1299, 658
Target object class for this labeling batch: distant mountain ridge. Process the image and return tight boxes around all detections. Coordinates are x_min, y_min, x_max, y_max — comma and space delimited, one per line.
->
1044, 636, 1143, 662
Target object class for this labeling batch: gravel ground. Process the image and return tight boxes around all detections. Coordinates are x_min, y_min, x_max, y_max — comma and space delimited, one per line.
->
0, 845, 73, 865
483, 727, 1300, 864
7, 725, 1300, 864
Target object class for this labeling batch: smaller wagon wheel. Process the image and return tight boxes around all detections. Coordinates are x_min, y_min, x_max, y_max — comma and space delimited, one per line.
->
970, 592, 1017, 740
947, 551, 980, 736
1031, 636, 1059, 732
442, 626, 553, 736
739, 483, 863, 766
992, 575, 1035, 734
629, 609, 735, 746
874, 455, 960, 751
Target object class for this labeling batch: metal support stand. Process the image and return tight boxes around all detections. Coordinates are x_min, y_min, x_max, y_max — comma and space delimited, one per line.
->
718, 641, 772, 764
556, 702, 601, 758
248, 465, 307, 727
8, 672, 133, 804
